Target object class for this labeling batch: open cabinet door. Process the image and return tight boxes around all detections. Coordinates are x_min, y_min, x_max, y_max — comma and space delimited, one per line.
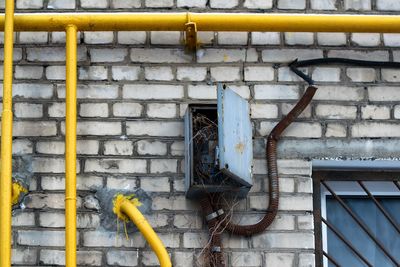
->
217, 84, 253, 187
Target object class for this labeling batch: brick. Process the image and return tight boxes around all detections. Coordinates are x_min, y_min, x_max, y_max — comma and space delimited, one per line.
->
14, 103, 43, 118
311, 0, 336, 10
284, 123, 322, 138
107, 177, 137, 190
376, 0, 400, 11
383, 34, 400, 47
117, 31, 147, 44
299, 254, 315, 267
174, 251, 194, 267
48, 103, 65, 117
285, 32, 314, 45
90, 48, 127, 62
18, 230, 66, 246
57, 84, 119, 99
104, 140, 133, 155
84, 32, 114, 44
244, 0, 273, 9
173, 214, 202, 229
282, 103, 311, 118
244, 66, 274, 81
85, 159, 147, 173
316, 104, 357, 119
145, 66, 174, 81
278, 0, 306, 9
328, 50, 388, 61
112, 66, 141, 81
12, 248, 37, 265
51, 31, 81, 44
346, 68, 375, 82
39, 212, 100, 228
210, 0, 239, 8
123, 84, 184, 99
368, 86, 400, 101
254, 85, 299, 100
250, 104, 278, 119
183, 232, 209, 248
152, 195, 194, 211
312, 67, 341, 82
171, 141, 184, 156
278, 67, 308, 82
317, 32, 347, 46
229, 85, 251, 99
13, 139, 33, 154
40, 250, 102, 266
314, 86, 364, 101
345, 0, 371, 10
197, 49, 246, 63
177, 0, 207, 7
218, 32, 248, 45
188, 84, 216, 99
80, 103, 109, 117
46, 66, 65, 80
0, 48, 22, 61
61, 121, 121, 136
27, 47, 87, 62
395, 105, 400, 119
151, 31, 181, 45
15, 65, 43, 80
210, 66, 241, 81
298, 215, 314, 230
253, 232, 314, 249
12, 212, 35, 226
352, 122, 400, 137
141, 177, 170, 192
113, 103, 143, 117
79, 66, 108, 80
145, 0, 173, 7
107, 250, 138, 266
81, 0, 108, 8
41, 175, 103, 190
130, 48, 191, 63
14, 121, 57, 137
265, 253, 295, 267
16, 0, 43, 9
83, 231, 145, 247
33, 158, 79, 173
127, 121, 183, 137
231, 252, 262, 267
361, 105, 390, 119
352, 33, 381, 46
251, 32, 280, 45
13, 83, 53, 99
36, 141, 64, 154
48, 0, 76, 9
177, 67, 207, 81
382, 69, 400, 82
269, 214, 295, 230
262, 49, 323, 63
150, 159, 177, 173
147, 103, 176, 118
326, 123, 347, 137
19, 32, 48, 44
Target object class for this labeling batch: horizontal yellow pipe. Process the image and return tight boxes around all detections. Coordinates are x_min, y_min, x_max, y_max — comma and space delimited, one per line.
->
118, 198, 172, 267
0, 13, 399, 32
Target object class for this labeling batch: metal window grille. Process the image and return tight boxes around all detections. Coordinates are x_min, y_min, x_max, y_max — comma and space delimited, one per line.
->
313, 171, 400, 267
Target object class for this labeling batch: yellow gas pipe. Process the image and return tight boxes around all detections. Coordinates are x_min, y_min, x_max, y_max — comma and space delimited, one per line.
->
2, 11, 400, 267
113, 195, 172, 267
0, 0, 15, 265
65, 24, 78, 267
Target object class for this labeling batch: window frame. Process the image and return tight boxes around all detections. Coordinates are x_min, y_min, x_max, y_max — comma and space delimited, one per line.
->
313, 170, 400, 267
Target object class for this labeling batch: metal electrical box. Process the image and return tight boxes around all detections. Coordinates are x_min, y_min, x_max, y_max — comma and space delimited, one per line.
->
184, 84, 253, 200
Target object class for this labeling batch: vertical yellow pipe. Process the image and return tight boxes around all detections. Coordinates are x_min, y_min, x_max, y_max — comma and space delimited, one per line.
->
65, 24, 77, 267
0, 0, 15, 265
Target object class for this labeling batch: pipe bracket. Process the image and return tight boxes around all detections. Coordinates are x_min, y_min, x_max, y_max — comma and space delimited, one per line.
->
185, 21, 197, 52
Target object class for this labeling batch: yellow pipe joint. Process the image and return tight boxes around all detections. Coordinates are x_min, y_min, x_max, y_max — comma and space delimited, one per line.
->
113, 194, 172, 267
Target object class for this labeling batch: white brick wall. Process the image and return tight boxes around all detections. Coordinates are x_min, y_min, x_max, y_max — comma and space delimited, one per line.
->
7, 2, 400, 267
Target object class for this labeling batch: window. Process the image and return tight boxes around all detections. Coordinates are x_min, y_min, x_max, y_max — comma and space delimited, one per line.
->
313, 171, 400, 267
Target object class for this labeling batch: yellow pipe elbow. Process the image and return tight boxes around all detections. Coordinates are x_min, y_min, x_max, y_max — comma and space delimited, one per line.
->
113, 194, 172, 267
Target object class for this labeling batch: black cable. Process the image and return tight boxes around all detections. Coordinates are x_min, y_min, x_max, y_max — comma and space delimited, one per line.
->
289, 57, 400, 85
